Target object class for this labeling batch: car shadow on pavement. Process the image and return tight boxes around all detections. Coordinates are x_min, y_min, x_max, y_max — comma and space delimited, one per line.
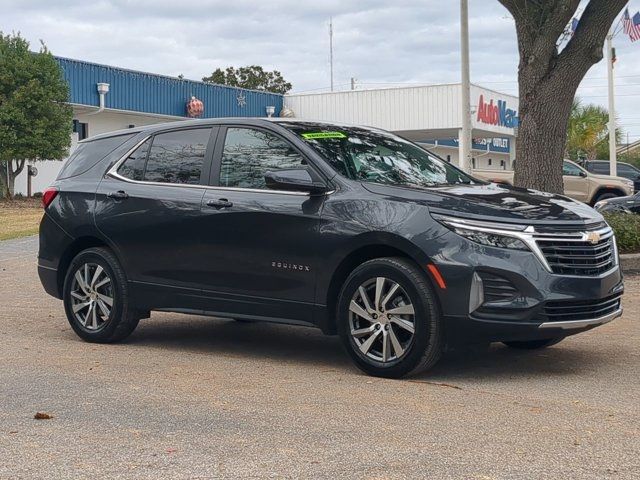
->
127, 314, 350, 370
422, 342, 618, 383
120, 313, 619, 381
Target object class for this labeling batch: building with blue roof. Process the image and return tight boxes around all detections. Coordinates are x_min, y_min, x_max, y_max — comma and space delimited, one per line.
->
57, 57, 283, 121
16, 57, 283, 195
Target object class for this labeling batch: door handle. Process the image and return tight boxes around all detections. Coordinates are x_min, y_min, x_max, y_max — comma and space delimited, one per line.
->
206, 198, 233, 209
107, 190, 129, 200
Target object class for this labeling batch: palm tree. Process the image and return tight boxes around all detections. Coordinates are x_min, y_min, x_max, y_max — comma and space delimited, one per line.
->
566, 98, 622, 161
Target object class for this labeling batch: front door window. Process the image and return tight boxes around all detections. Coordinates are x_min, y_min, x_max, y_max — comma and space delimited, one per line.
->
219, 128, 305, 189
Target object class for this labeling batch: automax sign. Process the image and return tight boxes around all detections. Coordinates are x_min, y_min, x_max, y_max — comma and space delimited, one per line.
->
476, 94, 519, 129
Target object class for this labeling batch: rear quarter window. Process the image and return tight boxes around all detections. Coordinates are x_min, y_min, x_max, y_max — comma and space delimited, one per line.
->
57, 134, 134, 180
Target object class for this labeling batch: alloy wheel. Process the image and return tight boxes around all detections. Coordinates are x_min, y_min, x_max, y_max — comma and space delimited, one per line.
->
69, 263, 114, 331
348, 276, 416, 363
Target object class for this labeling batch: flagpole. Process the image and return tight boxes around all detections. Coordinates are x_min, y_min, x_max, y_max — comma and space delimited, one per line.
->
606, 27, 617, 176
459, 0, 472, 173
329, 17, 334, 92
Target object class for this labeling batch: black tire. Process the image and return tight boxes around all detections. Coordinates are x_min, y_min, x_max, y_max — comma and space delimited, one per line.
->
63, 247, 139, 343
337, 257, 443, 378
502, 337, 564, 350
593, 192, 618, 204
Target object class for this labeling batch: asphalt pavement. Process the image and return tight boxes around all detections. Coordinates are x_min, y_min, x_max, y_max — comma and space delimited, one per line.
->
1, 236, 638, 479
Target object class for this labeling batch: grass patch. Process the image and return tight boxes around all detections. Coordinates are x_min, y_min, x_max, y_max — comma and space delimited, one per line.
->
603, 212, 640, 254
0, 198, 42, 241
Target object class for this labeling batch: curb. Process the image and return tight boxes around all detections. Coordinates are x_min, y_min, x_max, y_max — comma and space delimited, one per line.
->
620, 253, 640, 275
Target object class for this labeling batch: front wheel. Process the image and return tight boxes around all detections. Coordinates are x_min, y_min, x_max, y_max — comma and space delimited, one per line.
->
502, 337, 564, 350
337, 257, 443, 378
593, 192, 618, 204
63, 247, 139, 343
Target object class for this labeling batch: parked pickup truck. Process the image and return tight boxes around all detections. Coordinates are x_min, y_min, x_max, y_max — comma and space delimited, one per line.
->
473, 159, 634, 205
581, 160, 640, 193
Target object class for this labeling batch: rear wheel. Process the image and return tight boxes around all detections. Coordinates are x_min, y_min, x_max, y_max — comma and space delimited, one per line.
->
63, 247, 139, 343
502, 337, 564, 350
337, 257, 443, 378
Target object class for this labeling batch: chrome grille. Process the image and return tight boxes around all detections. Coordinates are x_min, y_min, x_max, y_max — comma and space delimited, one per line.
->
533, 227, 615, 276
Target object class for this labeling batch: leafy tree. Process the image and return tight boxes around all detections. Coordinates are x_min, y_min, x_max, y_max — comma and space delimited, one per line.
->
566, 98, 621, 161
203, 66, 292, 94
619, 149, 640, 169
0, 33, 72, 197
498, 0, 627, 193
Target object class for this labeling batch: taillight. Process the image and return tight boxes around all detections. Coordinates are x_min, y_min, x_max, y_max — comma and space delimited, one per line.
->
42, 187, 59, 209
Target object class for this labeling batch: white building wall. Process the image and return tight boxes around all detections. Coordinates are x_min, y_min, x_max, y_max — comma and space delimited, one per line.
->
285, 84, 462, 133
421, 144, 510, 170
14, 108, 180, 196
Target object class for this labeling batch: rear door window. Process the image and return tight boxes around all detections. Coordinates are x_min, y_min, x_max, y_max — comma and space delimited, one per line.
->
143, 129, 211, 185
58, 134, 134, 179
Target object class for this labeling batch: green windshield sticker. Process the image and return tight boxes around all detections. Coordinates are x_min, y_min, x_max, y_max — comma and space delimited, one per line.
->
301, 131, 347, 140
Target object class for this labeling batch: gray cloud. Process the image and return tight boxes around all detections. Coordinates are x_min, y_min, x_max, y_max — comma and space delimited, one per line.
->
2, 0, 639, 139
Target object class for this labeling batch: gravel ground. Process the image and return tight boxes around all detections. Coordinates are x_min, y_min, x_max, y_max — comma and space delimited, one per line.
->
1, 236, 638, 479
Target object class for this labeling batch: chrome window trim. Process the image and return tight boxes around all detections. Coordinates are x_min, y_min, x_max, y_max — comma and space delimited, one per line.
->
106, 135, 324, 197
434, 215, 618, 277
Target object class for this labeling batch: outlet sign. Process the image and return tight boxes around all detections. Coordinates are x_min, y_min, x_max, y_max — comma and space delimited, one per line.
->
476, 94, 519, 129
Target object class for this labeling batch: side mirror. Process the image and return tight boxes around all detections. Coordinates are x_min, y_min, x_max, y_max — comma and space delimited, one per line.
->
264, 168, 328, 194
579, 171, 587, 177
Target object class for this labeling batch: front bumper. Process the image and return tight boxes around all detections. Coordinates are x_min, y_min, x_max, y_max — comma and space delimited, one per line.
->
538, 308, 621, 330
429, 230, 624, 343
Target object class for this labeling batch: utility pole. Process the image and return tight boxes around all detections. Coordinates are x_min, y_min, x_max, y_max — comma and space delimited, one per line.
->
459, 0, 472, 173
606, 29, 617, 176
329, 17, 334, 92
350, 77, 356, 90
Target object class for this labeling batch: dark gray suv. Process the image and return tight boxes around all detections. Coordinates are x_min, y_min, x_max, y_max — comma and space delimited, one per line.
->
38, 119, 624, 378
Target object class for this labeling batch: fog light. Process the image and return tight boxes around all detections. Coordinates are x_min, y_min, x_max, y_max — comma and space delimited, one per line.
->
469, 272, 484, 313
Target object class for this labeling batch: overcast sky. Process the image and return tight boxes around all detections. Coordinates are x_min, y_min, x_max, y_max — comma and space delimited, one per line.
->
2, 0, 640, 141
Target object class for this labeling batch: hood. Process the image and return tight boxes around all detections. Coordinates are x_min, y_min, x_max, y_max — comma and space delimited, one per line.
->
588, 172, 633, 185
361, 182, 603, 226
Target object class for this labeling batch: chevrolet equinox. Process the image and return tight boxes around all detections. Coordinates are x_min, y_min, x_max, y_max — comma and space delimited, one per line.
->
38, 119, 624, 378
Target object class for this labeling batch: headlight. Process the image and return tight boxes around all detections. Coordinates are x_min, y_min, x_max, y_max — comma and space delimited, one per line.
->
594, 200, 608, 210
432, 214, 529, 250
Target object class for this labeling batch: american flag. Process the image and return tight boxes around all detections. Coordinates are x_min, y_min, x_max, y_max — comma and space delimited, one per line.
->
570, 17, 579, 36
623, 8, 640, 42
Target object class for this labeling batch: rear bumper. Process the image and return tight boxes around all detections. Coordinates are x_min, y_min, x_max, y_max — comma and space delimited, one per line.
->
38, 264, 61, 299
37, 212, 73, 300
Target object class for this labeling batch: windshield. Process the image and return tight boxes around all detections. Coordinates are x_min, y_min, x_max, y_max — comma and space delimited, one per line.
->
281, 123, 479, 188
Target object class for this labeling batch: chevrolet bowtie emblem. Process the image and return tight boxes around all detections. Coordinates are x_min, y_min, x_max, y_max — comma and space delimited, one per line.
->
585, 232, 601, 244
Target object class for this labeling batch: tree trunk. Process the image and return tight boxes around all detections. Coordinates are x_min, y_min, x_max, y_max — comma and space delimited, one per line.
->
514, 78, 576, 194
0, 160, 25, 198
499, 0, 628, 194
0, 162, 8, 198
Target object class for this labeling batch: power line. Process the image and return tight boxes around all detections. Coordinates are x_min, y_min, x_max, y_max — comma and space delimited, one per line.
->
480, 74, 640, 84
